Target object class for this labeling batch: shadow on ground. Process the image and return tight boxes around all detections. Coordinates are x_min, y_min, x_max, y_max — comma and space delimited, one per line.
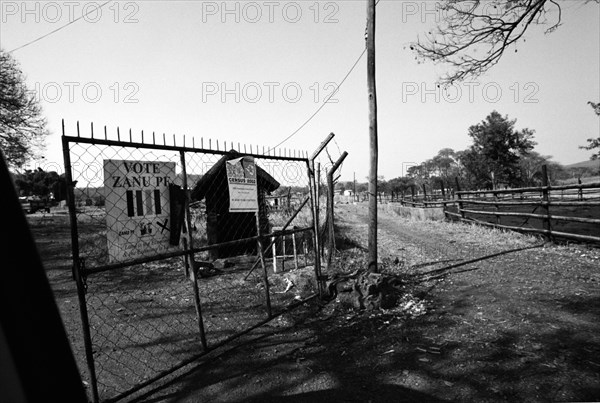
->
130, 262, 600, 403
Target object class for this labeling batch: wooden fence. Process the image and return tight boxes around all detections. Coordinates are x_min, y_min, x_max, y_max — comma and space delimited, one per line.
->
395, 169, 600, 244
396, 182, 453, 208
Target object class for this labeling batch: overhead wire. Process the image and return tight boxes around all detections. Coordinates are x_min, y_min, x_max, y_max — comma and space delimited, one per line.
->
270, 0, 382, 153
8, 1, 111, 54
268, 46, 367, 153
6, 0, 378, 159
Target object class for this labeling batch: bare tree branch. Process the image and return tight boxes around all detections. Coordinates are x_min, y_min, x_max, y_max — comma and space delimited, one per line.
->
411, 0, 571, 84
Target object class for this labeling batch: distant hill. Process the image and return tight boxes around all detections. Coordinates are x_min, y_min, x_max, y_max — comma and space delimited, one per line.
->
564, 159, 600, 169
558, 159, 600, 185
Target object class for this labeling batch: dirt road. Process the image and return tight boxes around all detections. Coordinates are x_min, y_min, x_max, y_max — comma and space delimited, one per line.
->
329, 204, 600, 402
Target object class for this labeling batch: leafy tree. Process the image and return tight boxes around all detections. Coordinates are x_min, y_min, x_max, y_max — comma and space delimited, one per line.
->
355, 182, 368, 193
335, 181, 354, 192
412, 0, 599, 84
387, 176, 414, 197
519, 151, 550, 186
406, 164, 429, 188
13, 168, 60, 198
377, 176, 389, 195
579, 101, 600, 160
0, 49, 49, 169
458, 148, 488, 189
462, 111, 536, 188
545, 160, 567, 184
428, 148, 463, 186
518, 151, 565, 186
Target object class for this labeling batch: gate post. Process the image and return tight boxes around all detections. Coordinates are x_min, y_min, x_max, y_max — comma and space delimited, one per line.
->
326, 152, 348, 268
62, 124, 99, 403
307, 132, 335, 297
307, 159, 323, 297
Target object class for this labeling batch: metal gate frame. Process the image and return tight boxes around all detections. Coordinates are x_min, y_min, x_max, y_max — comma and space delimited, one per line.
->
61, 120, 333, 402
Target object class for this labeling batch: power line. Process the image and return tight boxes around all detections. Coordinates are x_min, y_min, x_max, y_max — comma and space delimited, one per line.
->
269, 46, 367, 152
271, 0, 382, 152
8, 1, 111, 54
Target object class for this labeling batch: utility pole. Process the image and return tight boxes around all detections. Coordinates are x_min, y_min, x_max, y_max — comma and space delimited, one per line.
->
366, 0, 378, 272
353, 172, 356, 202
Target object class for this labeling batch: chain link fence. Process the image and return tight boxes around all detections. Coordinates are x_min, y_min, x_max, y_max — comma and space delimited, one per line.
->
62, 125, 322, 402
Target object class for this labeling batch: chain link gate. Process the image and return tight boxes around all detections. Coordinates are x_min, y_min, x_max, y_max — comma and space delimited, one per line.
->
61, 121, 326, 402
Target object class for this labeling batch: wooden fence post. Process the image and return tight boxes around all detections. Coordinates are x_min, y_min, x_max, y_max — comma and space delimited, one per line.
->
455, 177, 465, 220
494, 190, 500, 225
439, 180, 447, 217
541, 165, 553, 240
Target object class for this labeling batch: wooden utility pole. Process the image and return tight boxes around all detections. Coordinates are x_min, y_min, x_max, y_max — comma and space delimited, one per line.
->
353, 172, 357, 202
366, 0, 378, 273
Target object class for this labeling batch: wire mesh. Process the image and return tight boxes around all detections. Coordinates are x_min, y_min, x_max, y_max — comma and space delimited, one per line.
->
85, 260, 200, 400
69, 142, 183, 268
64, 133, 318, 402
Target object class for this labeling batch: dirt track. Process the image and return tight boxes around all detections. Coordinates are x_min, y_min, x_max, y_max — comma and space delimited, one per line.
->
130, 203, 600, 403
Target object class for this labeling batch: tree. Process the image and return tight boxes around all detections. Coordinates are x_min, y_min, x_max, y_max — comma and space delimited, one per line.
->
462, 111, 536, 188
519, 151, 550, 186
579, 101, 600, 160
545, 160, 566, 184
355, 182, 368, 193
518, 151, 565, 185
377, 175, 389, 195
0, 49, 49, 169
12, 167, 60, 198
412, 0, 599, 84
406, 164, 427, 187
458, 148, 489, 189
429, 148, 462, 185
335, 181, 354, 192
387, 176, 414, 197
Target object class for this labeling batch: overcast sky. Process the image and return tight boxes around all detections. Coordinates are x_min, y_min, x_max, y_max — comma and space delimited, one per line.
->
2, 0, 599, 183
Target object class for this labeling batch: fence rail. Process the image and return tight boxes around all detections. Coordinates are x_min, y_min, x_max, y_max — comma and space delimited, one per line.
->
446, 169, 600, 244
392, 168, 600, 244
